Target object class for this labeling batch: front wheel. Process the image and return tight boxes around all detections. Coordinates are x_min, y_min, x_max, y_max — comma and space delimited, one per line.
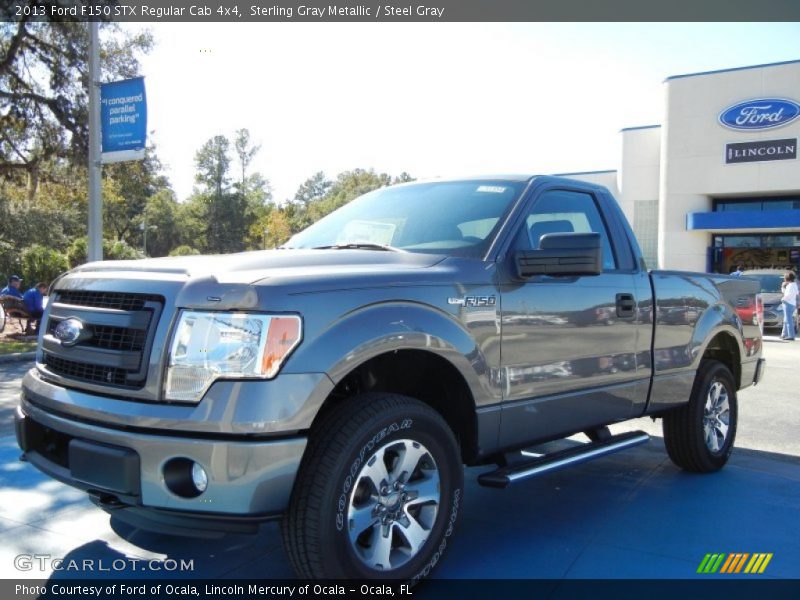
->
282, 393, 463, 580
663, 360, 738, 473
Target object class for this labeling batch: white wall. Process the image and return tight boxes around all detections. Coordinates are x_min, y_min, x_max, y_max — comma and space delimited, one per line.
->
659, 61, 800, 272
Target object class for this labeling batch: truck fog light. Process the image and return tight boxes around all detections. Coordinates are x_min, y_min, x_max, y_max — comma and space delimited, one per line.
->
192, 462, 208, 493
163, 458, 207, 498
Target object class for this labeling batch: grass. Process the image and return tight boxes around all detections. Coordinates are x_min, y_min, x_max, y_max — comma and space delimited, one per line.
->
0, 339, 36, 355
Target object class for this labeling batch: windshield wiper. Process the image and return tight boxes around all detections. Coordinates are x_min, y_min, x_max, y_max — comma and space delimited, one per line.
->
311, 243, 405, 252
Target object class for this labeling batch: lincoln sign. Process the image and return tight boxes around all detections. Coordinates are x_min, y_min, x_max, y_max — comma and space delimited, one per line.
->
725, 138, 797, 164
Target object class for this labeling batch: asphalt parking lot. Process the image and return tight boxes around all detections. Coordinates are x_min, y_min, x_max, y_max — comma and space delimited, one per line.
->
0, 336, 798, 583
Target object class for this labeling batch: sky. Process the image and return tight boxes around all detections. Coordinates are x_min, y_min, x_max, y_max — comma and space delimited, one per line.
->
130, 22, 800, 203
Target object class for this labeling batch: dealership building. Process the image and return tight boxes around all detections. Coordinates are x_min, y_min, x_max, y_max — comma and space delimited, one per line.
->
567, 59, 800, 274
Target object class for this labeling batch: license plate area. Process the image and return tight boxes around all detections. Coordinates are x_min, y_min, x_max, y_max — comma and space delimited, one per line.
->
68, 438, 141, 496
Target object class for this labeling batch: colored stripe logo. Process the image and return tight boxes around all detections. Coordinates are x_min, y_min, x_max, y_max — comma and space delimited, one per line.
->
697, 553, 773, 574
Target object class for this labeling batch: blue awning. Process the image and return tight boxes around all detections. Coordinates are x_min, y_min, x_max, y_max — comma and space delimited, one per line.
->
686, 209, 800, 230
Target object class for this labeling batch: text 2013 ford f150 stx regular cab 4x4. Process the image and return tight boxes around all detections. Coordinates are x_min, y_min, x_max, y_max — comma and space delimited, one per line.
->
16, 176, 765, 580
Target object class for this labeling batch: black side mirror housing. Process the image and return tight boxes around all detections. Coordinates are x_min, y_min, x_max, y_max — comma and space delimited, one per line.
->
515, 232, 603, 278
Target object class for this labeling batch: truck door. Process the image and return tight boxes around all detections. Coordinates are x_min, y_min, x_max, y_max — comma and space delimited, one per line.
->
498, 186, 651, 447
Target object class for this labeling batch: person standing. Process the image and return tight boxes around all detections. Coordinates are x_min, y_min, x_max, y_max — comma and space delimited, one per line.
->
780, 271, 798, 341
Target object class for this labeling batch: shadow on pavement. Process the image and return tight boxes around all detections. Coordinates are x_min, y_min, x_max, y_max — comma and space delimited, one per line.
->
1, 434, 797, 580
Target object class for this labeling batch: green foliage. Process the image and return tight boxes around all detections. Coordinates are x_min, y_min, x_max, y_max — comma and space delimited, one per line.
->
0, 239, 22, 283
19, 244, 69, 286
66, 237, 89, 268
169, 245, 200, 256
104, 146, 171, 244
267, 168, 415, 248
264, 210, 292, 248
67, 236, 142, 267
0, 21, 152, 197
175, 196, 209, 251
105, 239, 143, 261
293, 171, 332, 207
310, 168, 392, 221
192, 130, 272, 254
141, 189, 179, 257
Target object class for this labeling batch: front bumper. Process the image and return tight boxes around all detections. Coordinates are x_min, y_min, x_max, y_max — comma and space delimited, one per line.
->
15, 398, 307, 532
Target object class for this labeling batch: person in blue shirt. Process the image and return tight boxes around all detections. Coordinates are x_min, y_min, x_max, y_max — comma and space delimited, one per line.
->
730, 264, 744, 277
0, 275, 24, 298
22, 282, 48, 334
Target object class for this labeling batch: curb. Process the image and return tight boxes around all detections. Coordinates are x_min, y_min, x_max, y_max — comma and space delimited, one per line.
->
0, 351, 36, 364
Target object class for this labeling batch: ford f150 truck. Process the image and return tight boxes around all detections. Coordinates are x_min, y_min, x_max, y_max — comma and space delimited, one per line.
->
16, 176, 765, 580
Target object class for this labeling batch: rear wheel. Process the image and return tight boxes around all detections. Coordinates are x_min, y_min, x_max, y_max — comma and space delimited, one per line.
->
663, 360, 737, 473
282, 393, 463, 580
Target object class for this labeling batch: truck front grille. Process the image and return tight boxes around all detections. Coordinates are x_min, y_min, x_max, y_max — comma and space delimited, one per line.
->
44, 354, 130, 387
55, 290, 161, 312
41, 291, 164, 390
48, 322, 147, 352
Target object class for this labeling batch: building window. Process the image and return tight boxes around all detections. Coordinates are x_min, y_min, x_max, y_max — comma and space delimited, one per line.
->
714, 197, 800, 212
634, 199, 658, 268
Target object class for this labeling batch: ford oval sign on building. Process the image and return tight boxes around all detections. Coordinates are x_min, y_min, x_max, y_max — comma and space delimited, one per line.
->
718, 98, 800, 131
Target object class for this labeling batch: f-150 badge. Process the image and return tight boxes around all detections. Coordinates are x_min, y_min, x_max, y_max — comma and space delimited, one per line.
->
448, 295, 497, 307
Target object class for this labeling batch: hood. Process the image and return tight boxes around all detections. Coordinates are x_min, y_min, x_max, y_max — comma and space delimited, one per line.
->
70, 248, 447, 286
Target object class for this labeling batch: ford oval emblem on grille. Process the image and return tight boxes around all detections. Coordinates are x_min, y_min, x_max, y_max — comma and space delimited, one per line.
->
54, 318, 86, 347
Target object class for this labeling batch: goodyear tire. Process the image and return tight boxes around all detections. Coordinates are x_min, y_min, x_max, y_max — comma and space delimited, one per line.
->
282, 393, 463, 580
663, 360, 738, 473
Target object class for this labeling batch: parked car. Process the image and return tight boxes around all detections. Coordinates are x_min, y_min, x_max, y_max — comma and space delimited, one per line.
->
742, 269, 799, 332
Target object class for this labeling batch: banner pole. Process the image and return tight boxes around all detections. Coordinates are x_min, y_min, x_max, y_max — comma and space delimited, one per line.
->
87, 20, 103, 262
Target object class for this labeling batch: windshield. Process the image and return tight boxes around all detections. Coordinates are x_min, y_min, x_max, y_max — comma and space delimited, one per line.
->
743, 274, 784, 293
286, 180, 528, 257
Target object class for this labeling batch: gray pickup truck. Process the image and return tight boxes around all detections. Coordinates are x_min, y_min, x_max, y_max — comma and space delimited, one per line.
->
16, 176, 764, 580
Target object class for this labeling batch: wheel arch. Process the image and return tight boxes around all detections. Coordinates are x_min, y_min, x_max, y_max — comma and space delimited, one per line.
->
311, 348, 481, 464
699, 330, 742, 389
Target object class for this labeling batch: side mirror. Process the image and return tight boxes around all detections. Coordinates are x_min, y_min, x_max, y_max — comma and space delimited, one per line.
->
515, 232, 602, 278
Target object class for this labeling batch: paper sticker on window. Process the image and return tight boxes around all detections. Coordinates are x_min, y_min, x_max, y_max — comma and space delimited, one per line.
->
476, 185, 507, 194
337, 220, 397, 246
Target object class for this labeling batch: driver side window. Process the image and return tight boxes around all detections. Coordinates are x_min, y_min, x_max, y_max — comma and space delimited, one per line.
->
519, 189, 617, 271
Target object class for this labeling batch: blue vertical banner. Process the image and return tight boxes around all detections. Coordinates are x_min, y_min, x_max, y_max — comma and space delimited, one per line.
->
100, 77, 147, 163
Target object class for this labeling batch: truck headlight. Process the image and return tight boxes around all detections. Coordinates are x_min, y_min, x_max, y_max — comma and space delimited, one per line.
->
164, 311, 302, 402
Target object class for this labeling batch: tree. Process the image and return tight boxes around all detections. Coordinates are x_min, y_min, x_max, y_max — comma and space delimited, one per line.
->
233, 128, 260, 196
66, 236, 142, 267
169, 245, 200, 256
393, 172, 415, 184
0, 20, 152, 199
194, 135, 235, 253
293, 171, 332, 207
262, 209, 292, 249
288, 171, 331, 233
194, 135, 230, 198
103, 146, 171, 245
193, 131, 272, 254
306, 168, 392, 223
175, 195, 209, 252
140, 189, 179, 257
20, 244, 69, 285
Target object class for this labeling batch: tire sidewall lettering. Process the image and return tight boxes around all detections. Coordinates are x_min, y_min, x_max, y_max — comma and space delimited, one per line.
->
336, 418, 413, 532
412, 487, 461, 581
